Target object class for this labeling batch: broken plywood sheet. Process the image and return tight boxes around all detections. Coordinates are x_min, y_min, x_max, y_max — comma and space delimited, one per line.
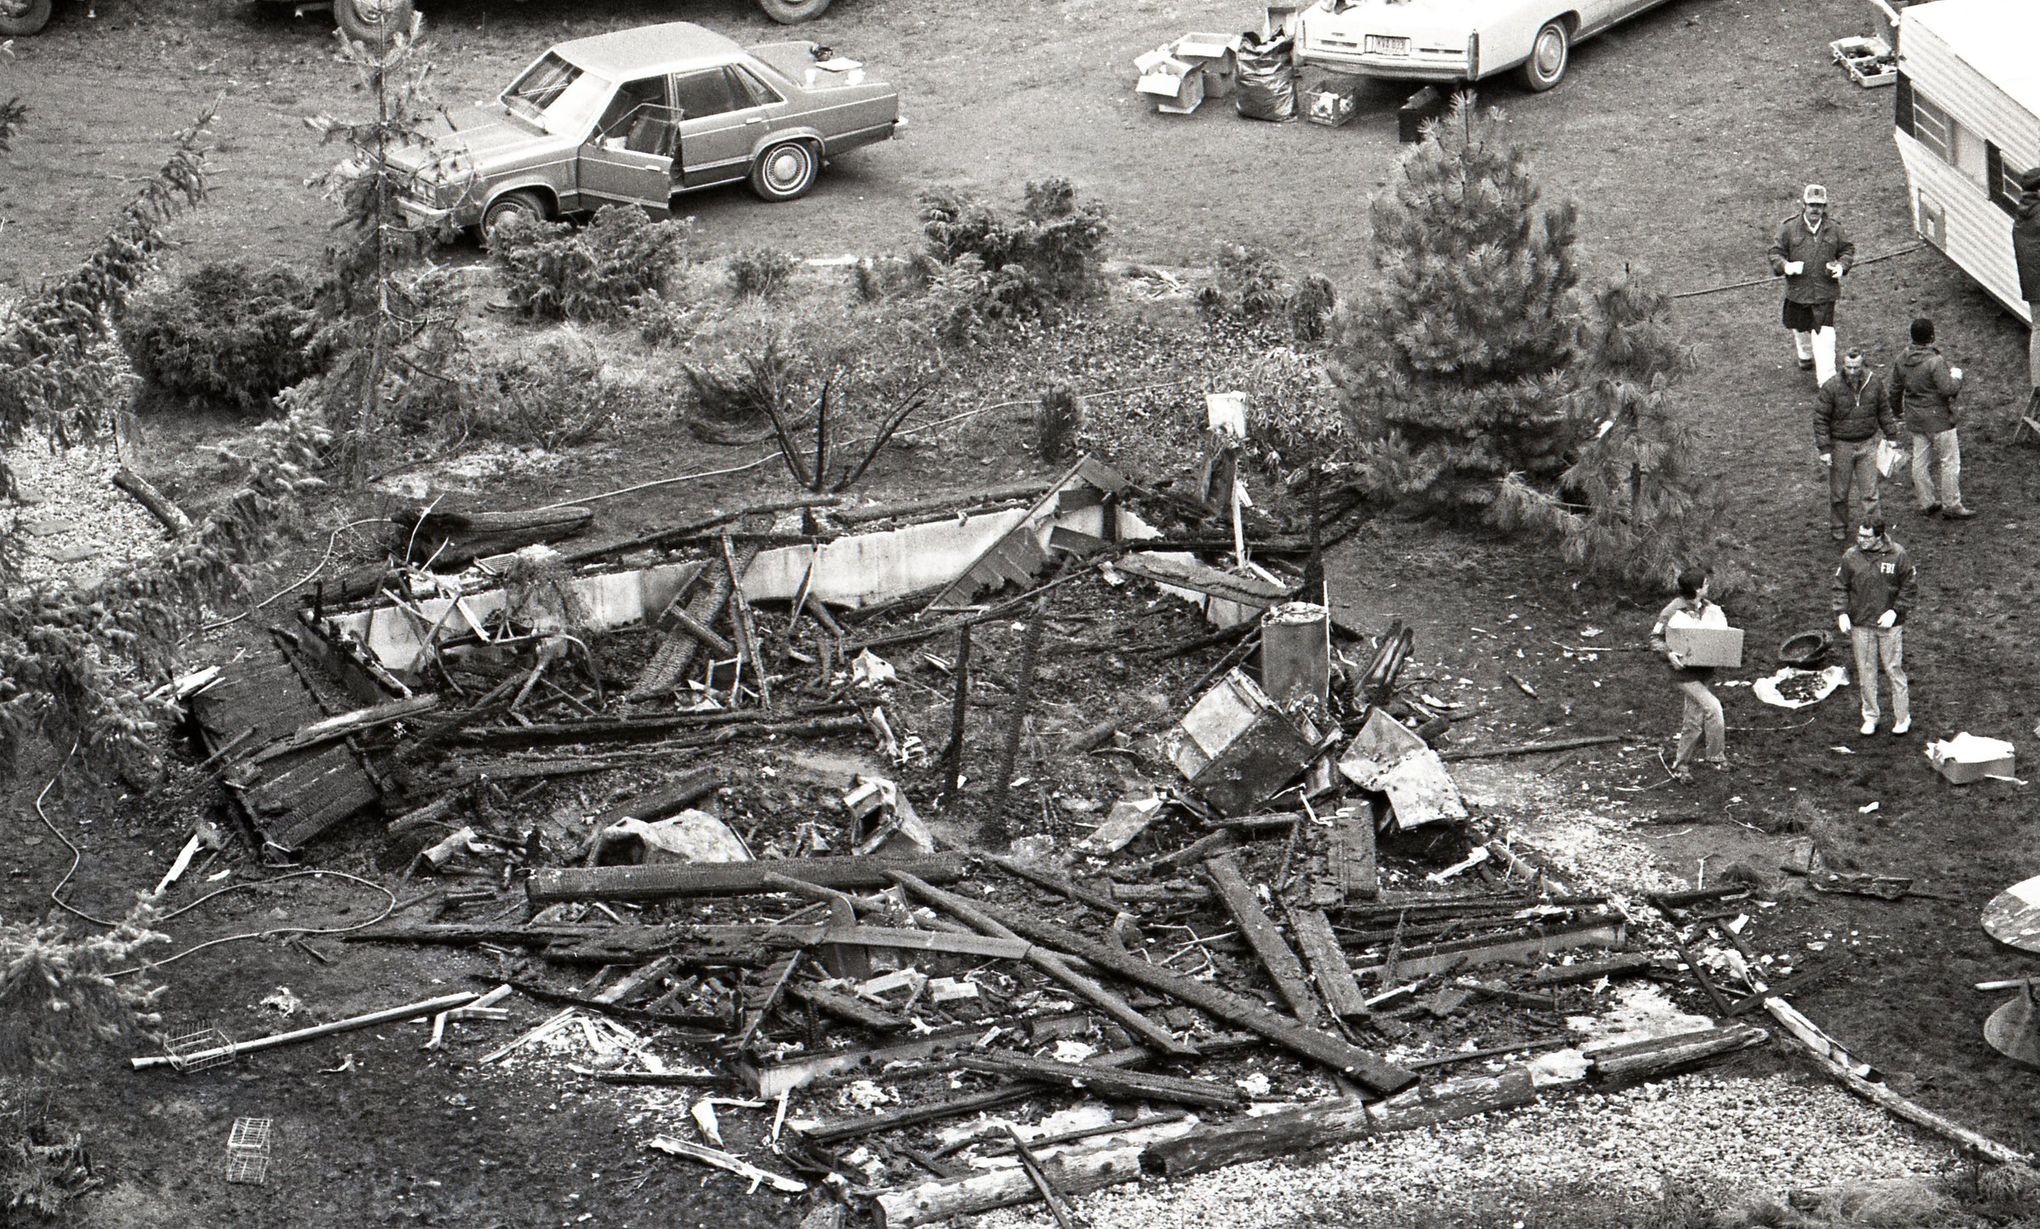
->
191, 644, 383, 851
1337, 709, 1466, 829
322, 561, 707, 677
924, 456, 1131, 611
1168, 669, 1325, 816
1115, 554, 1294, 613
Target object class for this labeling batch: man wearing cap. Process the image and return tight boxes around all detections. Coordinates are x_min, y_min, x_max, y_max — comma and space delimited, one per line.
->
1891, 316, 1974, 520
2013, 168, 2040, 415
1768, 184, 1856, 384
1835, 517, 1914, 737
1815, 348, 1898, 541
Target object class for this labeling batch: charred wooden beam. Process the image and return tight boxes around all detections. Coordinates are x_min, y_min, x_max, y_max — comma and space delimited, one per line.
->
1285, 905, 1370, 1022
951, 1052, 1243, 1110
1203, 855, 1324, 1026
1585, 1023, 1769, 1085
887, 870, 1196, 1058
527, 854, 969, 903
450, 704, 859, 750
973, 898, 1416, 1095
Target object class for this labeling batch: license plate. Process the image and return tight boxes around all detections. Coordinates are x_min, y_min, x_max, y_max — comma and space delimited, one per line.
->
1364, 34, 1411, 55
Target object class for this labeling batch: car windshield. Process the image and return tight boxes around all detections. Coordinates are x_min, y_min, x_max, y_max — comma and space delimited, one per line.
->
501, 53, 614, 137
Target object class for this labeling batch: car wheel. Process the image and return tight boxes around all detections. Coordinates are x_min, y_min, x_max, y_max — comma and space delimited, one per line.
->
755, 0, 833, 24
482, 190, 549, 245
333, 0, 413, 46
750, 140, 820, 203
1518, 20, 1569, 91
0, 0, 54, 36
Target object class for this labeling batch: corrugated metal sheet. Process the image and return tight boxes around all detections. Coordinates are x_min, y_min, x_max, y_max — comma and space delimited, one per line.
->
1901, 9, 2040, 169
1896, 134, 2032, 323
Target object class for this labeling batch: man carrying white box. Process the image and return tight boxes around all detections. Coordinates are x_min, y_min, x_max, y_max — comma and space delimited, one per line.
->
1649, 567, 1730, 781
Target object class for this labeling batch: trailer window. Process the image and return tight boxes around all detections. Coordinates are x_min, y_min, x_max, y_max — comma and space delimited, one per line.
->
1911, 94, 1952, 163
1994, 147, 2031, 216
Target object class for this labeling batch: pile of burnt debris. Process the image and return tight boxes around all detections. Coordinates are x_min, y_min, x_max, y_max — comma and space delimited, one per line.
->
148, 455, 1862, 1224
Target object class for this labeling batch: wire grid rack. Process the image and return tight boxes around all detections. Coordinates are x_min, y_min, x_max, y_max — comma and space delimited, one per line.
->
163, 1025, 237, 1073
223, 1118, 273, 1186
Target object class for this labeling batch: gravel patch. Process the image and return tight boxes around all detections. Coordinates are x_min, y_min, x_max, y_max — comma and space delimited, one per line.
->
8, 441, 166, 587
967, 1071, 1958, 1229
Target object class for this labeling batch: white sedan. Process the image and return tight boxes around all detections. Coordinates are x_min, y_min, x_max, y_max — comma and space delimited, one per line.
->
1294, 0, 1681, 92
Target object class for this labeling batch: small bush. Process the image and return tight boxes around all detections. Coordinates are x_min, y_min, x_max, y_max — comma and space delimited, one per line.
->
680, 339, 809, 442
1034, 384, 1084, 463
917, 177, 1109, 333
1198, 244, 1340, 343
489, 206, 690, 322
121, 261, 320, 415
728, 246, 799, 300
443, 339, 630, 450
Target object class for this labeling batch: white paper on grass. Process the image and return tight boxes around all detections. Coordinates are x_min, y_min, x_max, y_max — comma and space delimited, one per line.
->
1752, 665, 1848, 709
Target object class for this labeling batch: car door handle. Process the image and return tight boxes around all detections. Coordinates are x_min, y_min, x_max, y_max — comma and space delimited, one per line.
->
745, 116, 767, 125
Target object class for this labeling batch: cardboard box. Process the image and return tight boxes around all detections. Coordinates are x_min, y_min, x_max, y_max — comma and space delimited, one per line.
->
1172, 32, 1240, 97
1928, 735, 2016, 785
1137, 59, 1207, 114
1665, 625, 1744, 668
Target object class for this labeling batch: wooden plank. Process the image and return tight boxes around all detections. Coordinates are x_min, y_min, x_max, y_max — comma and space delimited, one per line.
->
527, 854, 968, 903
1584, 1023, 1769, 1084
1204, 854, 1324, 1026
1115, 554, 1294, 608
1285, 906, 1369, 1021
818, 925, 1032, 962
1350, 917, 1628, 981
976, 897, 1416, 1095
873, 1144, 1146, 1229
783, 983, 909, 1034
886, 870, 1197, 1058
1330, 803, 1379, 901
952, 1052, 1243, 1110
1144, 1067, 1536, 1179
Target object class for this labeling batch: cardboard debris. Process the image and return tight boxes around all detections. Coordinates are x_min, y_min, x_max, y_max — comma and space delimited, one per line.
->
1336, 709, 1467, 829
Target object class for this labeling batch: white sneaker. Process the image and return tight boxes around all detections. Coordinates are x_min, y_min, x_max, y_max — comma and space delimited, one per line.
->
1891, 717, 1912, 735
1859, 719, 1878, 735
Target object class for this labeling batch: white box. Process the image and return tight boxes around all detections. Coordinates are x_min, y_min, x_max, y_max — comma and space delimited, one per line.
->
1665, 625, 1744, 668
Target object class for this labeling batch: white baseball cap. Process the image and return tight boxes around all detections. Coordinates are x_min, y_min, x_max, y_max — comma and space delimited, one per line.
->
1803, 183, 1829, 205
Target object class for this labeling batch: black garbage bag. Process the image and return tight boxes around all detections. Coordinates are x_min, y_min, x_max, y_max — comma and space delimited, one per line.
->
1235, 32, 1298, 122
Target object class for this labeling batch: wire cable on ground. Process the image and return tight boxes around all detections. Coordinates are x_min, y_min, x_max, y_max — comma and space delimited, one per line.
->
1670, 244, 1924, 300
31, 747, 396, 977
195, 515, 394, 634
534, 377, 1199, 512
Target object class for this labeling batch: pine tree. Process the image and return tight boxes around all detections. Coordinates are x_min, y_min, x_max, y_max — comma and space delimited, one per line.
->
0, 100, 330, 784
1325, 93, 1581, 514
297, 15, 467, 482
1492, 267, 1720, 590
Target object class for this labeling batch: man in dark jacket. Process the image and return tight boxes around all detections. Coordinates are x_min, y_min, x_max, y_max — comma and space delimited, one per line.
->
1815, 348, 1898, 540
1769, 183, 1855, 384
1836, 518, 1914, 737
2014, 168, 2040, 413
1891, 316, 1973, 520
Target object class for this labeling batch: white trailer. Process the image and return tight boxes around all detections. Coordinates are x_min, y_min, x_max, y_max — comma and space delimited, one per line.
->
1891, 0, 2040, 324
